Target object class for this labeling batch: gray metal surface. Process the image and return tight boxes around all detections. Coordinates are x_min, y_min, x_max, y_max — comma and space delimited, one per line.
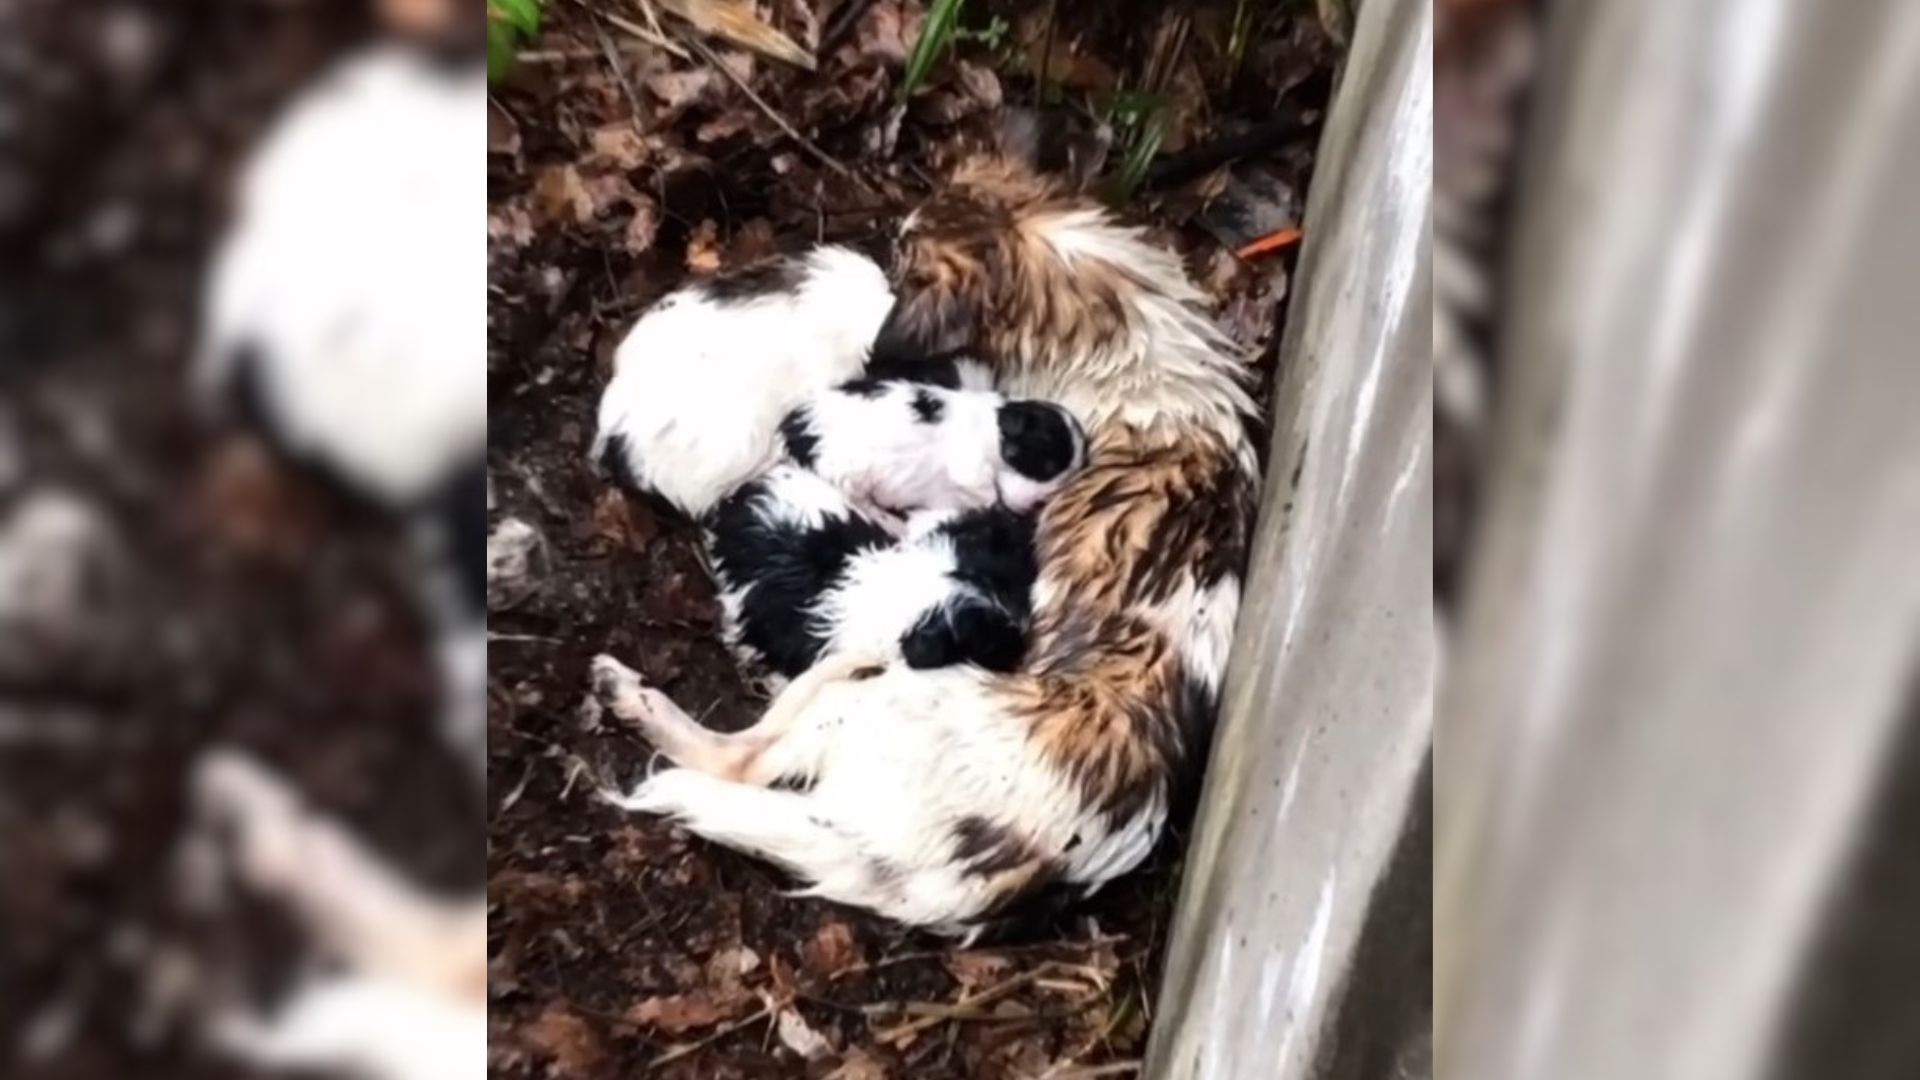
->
1437, 3, 1920, 1080
1142, 0, 1434, 1075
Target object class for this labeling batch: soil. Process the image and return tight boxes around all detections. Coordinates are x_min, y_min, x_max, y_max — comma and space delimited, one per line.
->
0, 4, 481, 1078
486, 2, 1337, 1077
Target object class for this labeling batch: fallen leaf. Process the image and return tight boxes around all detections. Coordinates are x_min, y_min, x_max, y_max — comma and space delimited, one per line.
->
943, 949, 1012, 991
706, 944, 763, 991
625, 991, 744, 1034
589, 488, 657, 551
775, 1006, 835, 1060
488, 101, 521, 156
695, 110, 754, 143
624, 195, 661, 255
655, 0, 817, 71
685, 219, 723, 274
589, 124, 649, 170
532, 164, 594, 226
803, 919, 861, 977
826, 1048, 891, 1080
523, 1005, 607, 1075
646, 67, 719, 111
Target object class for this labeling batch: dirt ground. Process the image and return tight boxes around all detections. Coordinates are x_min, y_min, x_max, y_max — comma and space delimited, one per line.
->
486, 2, 1338, 1077
0, 4, 480, 1078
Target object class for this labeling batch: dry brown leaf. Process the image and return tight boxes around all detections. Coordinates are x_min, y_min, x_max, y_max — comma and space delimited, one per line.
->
589, 488, 657, 551
589, 124, 649, 170
852, 0, 910, 65
523, 1004, 608, 1076
826, 1048, 891, 1080
802, 919, 861, 977
655, 0, 817, 71
488, 205, 534, 252
775, 1006, 835, 1060
625, 990, 745, 1034
624, 196, 661, 255
532, 165, 593, 226
942, 949, 1012, 991
695, 111, 754, 143
646, 67, 720, 110
685, 219, 723, 274
1026, 38, 1120, 92
488, 102, 521, 156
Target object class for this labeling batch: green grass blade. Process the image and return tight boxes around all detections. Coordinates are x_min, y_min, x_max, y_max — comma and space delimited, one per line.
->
900, 0, 965, 100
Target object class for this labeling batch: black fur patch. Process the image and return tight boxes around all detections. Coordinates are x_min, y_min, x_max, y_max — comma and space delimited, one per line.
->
997, 402, 1078, 482
698, 257, 806, 305
836, 377, 888, 398
768, 773, 818, 794
933, 507, 1039, 619
1156, 667, 1220, 824
900, 599, 1026, 672
704, 481, 893, 677
951, 817, 1036, 878
433, 457, 489, 622
777, 407, 819, 468
910, 388, 944, 424
863, 353, 963, 388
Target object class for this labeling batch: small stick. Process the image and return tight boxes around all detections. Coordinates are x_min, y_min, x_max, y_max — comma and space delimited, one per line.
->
649, 1002, 775, 1067
594, 18, 649, 136
676, 29, 858, 182
870, 965, 1051, 1043
1038, 1063, 1141, 1080
819, 0, 880, 59
605, 11, 692, 60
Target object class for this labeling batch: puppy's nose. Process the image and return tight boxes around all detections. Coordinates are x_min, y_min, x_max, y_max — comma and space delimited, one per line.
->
997, 401, 1079, 482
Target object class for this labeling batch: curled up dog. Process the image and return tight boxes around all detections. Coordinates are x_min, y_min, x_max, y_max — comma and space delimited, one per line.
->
592, 157, 1257, 937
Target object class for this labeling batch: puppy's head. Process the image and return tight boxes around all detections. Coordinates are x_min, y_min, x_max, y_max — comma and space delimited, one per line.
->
994, 400, 1085, 510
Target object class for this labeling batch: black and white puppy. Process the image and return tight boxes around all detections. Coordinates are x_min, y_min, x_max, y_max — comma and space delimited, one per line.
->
706, 464, 1042, 681
648, 375, 1084, 682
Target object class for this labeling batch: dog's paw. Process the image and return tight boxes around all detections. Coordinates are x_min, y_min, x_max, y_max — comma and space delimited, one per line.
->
597, 768, 695, 815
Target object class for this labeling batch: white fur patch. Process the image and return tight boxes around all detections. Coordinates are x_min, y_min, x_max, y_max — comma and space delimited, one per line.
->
596, 247, 895, 518
798, 382, 1080, 516
198, 47, 486, 507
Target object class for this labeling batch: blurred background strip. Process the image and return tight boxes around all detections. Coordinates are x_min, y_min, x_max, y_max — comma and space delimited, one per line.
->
1142, 0, 1433, 1076
1437, 3, 1920, 1080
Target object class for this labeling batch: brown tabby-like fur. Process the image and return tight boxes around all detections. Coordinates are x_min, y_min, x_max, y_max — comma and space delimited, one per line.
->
882, 157, 1260, 848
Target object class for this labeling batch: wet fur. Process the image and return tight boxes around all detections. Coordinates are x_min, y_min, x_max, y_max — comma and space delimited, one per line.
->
602, 158, 1259, 931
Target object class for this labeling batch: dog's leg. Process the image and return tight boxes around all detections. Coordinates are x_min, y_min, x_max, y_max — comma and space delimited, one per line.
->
591, 650, 887, 783
601, 769, 869, 896
206, 975, 481, 1080
193, 751, 486, 1001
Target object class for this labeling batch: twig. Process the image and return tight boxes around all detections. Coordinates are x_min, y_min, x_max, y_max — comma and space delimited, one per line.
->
605, 11, 692, 60
593, 19, 649, 134
870, 964, 1052, 1043
819, 0, 880, 59
650, 1002, 775, 1067
1037, 1063, 1141, 1080
487, 632, 561, 644
675, 28, 858, 182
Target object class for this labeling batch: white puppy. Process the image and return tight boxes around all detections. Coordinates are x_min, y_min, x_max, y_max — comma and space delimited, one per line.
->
594, 248, 897, 519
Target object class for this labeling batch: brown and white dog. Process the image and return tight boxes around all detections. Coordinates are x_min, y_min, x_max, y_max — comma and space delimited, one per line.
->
594, 158, 1258, 935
